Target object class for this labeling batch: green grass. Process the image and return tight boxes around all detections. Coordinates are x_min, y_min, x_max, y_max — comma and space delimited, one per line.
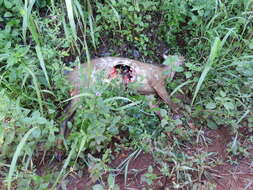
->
191, 37, 221, 105
7, 127, 38, 190
0, 0, 252, 189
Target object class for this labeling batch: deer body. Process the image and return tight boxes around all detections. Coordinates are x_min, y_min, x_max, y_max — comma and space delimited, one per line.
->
67, 56, 183, 102
57, 56, 184, 154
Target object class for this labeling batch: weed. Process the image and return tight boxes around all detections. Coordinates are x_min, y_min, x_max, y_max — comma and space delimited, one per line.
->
0, 0, 253, 189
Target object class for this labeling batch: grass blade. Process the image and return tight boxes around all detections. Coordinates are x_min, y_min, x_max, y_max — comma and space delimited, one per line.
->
61, 92, 93, 103
84, 40, 92, 85
7, 126, 38, 190
109, 2, 121, 30
74, 0, 85, 24
26, 67, 44, 114
114, 101, 141, 111
65, 0, 77, 40
191, 37, 221, 105
88, 15, 96, 49
75, 133, 87, 166
25, 7, 51, 87
28, 15, 41, 45
236, 110, 250, 124
104, 97, 134, 103
51, 138, 78, 189
191, 29, 234, 105
62, 14, 71, 40
117, 149, 142, 186
22, 0, 35, 43
170, 80, 194, 97
50, 0, 56, 13
220, 28, 234, 48
35, 45, 51, 87
74, 0, 87, 40
22, 0, 28, 43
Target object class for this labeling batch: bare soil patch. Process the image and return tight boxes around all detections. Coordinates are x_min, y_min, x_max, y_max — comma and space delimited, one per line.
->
62, 127, 253, 190
207, 128, 253, 190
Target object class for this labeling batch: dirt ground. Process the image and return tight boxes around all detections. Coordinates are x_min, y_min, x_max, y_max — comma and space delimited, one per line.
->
206, 128, 253, 190
63, 127, 253, 190
1, 128, 252, 190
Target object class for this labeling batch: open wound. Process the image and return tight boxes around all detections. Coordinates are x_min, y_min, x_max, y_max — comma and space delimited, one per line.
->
108, 65, 134, 85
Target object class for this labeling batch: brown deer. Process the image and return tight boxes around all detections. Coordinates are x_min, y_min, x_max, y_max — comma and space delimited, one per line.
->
57, 55, 184, 155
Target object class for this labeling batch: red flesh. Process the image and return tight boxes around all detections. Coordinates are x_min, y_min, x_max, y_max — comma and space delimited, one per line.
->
108, 67, 118, 79
108, 67, 132, 84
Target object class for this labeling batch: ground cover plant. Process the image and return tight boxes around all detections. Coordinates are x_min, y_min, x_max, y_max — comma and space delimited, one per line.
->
0, 0, 253, 189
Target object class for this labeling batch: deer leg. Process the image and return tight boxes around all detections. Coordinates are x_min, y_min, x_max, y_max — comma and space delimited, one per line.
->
56, 91, 80, 160
56, 102, 76, 147
146, 95, 163, 120
151, 82, 180, 114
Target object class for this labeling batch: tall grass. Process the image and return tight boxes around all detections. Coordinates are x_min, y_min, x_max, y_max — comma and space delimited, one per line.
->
51, 139, 78, 190
191, 37, 221, 105
65, 0, 77, 41
22, 0, 35, 44
22, 0, 51, 88
7, 127, 38, 190
64, 0, 97, 53
25, 67, 44, 114
191, 29, 233, 105
1, 0, 252, 189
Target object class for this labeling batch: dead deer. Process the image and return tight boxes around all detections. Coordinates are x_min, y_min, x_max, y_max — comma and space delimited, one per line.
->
57, 55, 184, 156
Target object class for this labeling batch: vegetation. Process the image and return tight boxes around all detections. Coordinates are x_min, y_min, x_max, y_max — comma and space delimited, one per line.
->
0, 0, 252, 189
